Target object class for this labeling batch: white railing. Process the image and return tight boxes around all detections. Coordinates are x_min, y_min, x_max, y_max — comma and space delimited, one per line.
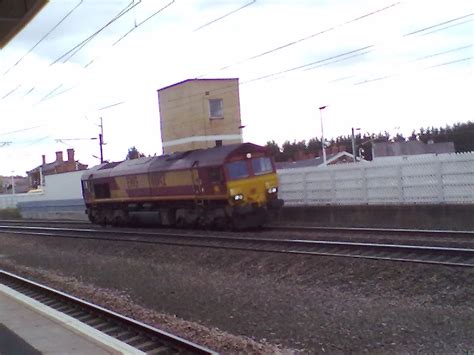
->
278, 152, 474, 205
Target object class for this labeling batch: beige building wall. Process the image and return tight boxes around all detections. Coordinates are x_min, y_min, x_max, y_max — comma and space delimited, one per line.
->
158, 78, 242, 154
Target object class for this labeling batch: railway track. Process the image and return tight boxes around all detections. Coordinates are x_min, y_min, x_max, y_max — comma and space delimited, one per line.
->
0, 270, 217, 355
267, 224, 474, 238
1, 224, 474, 267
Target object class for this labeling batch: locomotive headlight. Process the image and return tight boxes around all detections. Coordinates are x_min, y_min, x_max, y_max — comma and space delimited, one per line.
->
267, 187, 278, 194
233, 194, 244, 201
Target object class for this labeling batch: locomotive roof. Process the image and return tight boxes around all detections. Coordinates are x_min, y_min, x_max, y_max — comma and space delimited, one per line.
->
82, 143, 267, 180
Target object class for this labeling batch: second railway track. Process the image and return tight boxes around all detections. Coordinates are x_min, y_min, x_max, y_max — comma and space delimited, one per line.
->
0, 270, 216, 355
1, 224, 474, 267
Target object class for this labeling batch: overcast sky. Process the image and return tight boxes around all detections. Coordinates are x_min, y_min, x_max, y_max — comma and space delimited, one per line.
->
0, 0, 472, 175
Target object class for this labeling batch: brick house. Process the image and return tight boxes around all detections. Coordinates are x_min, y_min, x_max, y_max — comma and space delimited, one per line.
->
26, 149, 88, 189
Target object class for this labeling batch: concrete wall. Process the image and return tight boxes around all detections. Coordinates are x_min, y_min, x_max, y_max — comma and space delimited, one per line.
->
17, 199, 87, 221
278, 205, 474, 231
158, 79, 242, 153
0, 170, 87, 220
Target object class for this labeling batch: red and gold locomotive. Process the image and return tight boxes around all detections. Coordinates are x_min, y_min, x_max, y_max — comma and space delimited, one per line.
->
81, 143, 283, 229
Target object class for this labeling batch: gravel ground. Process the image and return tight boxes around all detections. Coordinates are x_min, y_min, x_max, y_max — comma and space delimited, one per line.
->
0, 233, 473, 353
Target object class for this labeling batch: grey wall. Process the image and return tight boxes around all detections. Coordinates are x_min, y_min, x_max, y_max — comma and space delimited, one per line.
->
17, 199, 88, 221
278, 204, 474, 231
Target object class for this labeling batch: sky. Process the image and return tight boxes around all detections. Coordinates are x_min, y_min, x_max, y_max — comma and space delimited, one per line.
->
0, 0, 473, 176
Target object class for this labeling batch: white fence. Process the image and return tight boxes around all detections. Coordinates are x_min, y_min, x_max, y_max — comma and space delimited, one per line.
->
278, 152, 474, 206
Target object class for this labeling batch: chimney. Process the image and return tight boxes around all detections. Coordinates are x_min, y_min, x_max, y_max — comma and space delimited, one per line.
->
42, 155, 46, 165
67, 148, 75, 162
55, 151, 63, 162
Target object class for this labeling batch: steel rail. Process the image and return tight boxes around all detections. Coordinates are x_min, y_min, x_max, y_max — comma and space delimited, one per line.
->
0, 270, 217, 355
1, 225, 473, 267
1, 219, 473, 237
267, 225, 474, 238
0, 219, 89, 225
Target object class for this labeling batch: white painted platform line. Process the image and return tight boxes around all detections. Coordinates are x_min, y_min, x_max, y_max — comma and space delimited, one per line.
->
0, 284, 145, 355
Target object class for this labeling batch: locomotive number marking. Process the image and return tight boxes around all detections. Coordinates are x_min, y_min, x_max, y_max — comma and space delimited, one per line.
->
151, 173, 166, 187
126, 175, 139, 189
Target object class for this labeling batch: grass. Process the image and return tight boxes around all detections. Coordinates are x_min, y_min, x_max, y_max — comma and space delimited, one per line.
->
0, 208, 22, 219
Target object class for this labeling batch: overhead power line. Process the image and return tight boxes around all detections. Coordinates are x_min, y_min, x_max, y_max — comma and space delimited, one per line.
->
98, 101, 126, 111
214, 2, 400, 72
403, 13, 473, 37
0, 126, 42, 137
3, 0, 85, 77
1, 85, 21, 100
194, 0, 256, 32
85, 0, 176, 68
412, 44, 473, 61
419, 18, 473, 37
50, 0, 142, 65
243, 45, 374, 83
113, 0, 175, 45
427, 56, 473, 69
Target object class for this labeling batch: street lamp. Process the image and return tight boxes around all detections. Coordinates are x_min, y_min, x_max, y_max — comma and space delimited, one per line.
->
351, 127, 361, 162
319, 106, 327, 164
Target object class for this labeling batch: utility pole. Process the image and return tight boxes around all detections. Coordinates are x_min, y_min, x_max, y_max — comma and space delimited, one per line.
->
352, 127, 361, 162
99, 117, 104, 163
319, 106, 327, 164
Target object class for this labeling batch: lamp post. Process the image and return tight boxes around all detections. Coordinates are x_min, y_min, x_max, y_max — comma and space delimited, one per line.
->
351, 127, 360, 162
319, 106, 327, 164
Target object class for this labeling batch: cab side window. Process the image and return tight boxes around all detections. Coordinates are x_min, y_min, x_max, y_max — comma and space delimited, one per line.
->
94, 183, 111, 198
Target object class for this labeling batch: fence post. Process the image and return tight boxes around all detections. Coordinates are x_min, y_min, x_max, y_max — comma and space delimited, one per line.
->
303, 171, 308, 205
437, 160, 444, 203
361, 166, 368, 203
397, 164, 404, 203
331, 170, 337, 204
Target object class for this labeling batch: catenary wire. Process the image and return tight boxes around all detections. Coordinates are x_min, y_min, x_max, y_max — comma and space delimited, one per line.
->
5, 2, 471, 128
1, 1, 403, 109
403, 13, 473, 36
1, 85, 21, 100
193, 0, 256, 32
85, 0, 176, 68
419, 18, 473, 37
2, 0, 85, 77
49, 0, 141, 65
211, 2, 400, 73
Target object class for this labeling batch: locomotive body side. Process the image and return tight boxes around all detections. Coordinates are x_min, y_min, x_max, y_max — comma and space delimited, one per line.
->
81, 143, 283, 229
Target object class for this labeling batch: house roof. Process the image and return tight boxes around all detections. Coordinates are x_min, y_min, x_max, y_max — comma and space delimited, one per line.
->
27, 160, 87, 175
276, 151, 357, 170
373, 141, 455, 158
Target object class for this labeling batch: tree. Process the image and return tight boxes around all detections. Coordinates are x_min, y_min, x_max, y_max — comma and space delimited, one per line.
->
417, 121, 474, 152
126, 146, 145, 160
265, 140, 282, 160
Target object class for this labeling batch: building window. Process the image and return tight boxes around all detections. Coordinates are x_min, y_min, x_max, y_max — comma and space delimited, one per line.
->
215, 140, 223, 147
209, 99, 223, 119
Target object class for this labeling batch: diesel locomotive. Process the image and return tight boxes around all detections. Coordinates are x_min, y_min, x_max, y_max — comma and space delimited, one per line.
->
81, 143, 283, 229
